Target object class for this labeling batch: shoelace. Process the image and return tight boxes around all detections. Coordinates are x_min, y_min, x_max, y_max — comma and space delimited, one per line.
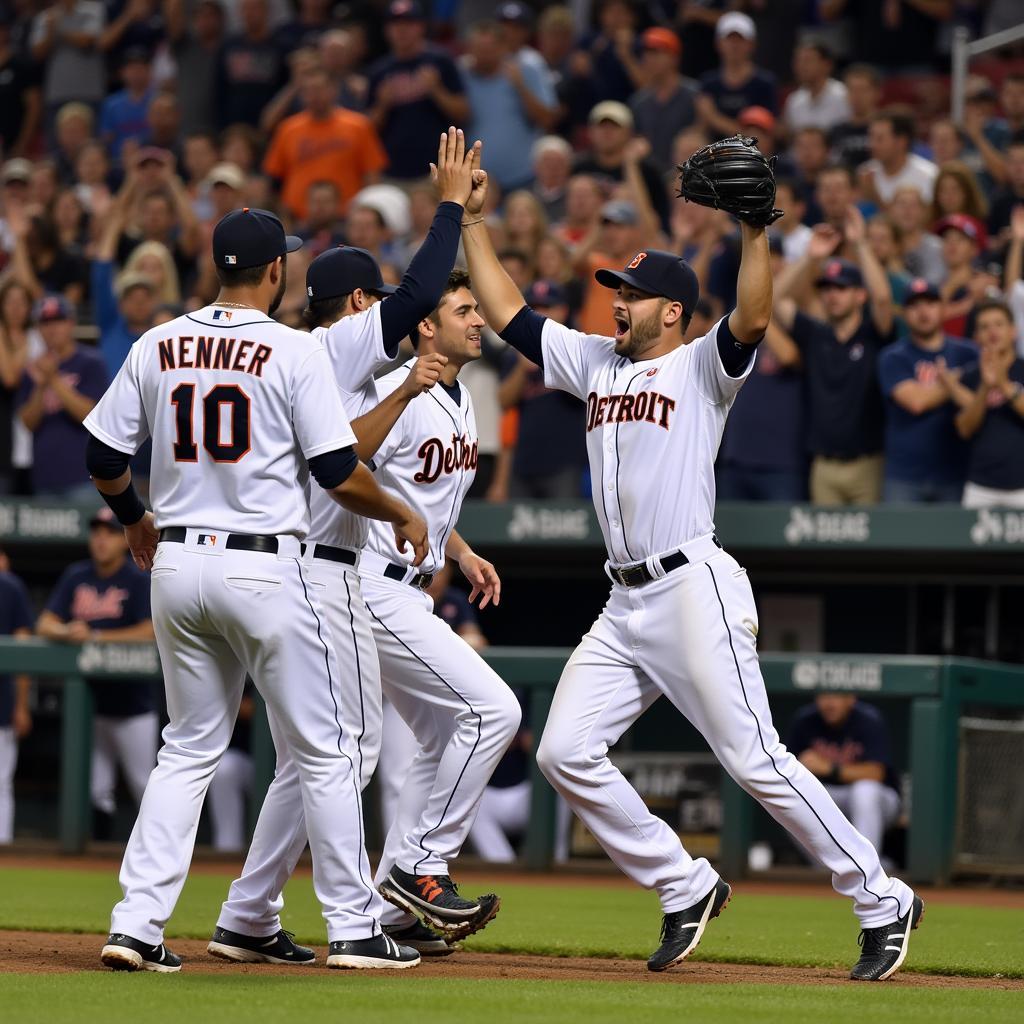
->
857, 928, 887, 956
282, 930, 297, 944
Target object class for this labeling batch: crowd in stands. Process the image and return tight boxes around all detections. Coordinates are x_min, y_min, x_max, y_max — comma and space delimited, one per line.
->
0, 0, 1023, 506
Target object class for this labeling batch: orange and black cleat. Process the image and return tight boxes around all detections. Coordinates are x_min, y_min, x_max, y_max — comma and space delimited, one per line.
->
379, 866, 501, 938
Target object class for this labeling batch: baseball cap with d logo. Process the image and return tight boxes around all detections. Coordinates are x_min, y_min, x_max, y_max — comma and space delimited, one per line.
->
594, 249, 699, 316
212, 208, 302, 270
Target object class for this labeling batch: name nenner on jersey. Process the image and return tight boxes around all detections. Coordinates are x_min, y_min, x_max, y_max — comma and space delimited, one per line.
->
157, 336, 273, 377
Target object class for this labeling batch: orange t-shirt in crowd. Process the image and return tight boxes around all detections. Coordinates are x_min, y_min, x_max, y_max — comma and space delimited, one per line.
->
263, 108, 388, 221
577, 251, 619, 337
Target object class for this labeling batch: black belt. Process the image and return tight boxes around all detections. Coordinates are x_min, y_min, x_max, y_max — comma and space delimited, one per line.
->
384, 562, 434, 590
303, 543, 357, 566
158, 527, 279, 554
609, 537, 721, 588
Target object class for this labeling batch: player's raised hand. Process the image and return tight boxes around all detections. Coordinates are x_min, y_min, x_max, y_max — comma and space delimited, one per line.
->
399, 352, 447, 398
430, 126, 482, 208
464, 143, 489, 217
394, 507, 429, 566
460, 550, 501, 609
125, 511, 159, 571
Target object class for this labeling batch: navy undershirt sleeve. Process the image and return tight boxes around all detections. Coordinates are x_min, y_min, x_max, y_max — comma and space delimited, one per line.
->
379, 201, 464, 353
498, 305, 546, 366
717, 313, 762, 377
309, 446, 359, 489
85, 434, 132, 479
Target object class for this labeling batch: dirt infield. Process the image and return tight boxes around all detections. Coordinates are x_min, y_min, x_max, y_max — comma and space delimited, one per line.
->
0, 931, 1020, 989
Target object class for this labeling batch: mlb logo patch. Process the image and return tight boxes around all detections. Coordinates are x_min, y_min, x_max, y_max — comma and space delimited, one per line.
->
213, 309, 232, 321
198, 534, 218, 547
224, 255, 237, 265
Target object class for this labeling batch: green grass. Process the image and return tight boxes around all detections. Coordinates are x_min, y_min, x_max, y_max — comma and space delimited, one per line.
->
1, 865, 1022, 979
2, 975, 1022, 1024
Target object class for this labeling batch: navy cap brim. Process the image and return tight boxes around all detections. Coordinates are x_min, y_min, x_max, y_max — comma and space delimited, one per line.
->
594, 268, 662, 297
373, 283, 399, 295
285, 235, 303, 254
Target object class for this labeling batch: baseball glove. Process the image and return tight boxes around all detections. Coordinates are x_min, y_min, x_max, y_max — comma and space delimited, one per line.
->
676, 135, 783, 228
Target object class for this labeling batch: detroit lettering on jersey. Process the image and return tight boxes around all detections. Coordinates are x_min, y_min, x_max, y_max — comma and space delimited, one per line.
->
586, 390, 676, 431
157, 336, 272, 378
538, 316, 755, 565
415, 433, 479, 483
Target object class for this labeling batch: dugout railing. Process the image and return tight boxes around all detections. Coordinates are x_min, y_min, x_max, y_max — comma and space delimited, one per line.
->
3, 638, 1023, 884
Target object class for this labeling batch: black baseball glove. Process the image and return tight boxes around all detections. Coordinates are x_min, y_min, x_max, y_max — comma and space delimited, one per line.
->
677, 135, 783, 228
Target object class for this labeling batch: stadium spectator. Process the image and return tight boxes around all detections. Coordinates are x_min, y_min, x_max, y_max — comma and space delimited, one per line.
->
497, 2, 548, 81
854, 0, 950, 71
930, 162, 988, 225
861, 111, 938, 205
36, 508, 156, 840
696, 12, 777, 139
814, 163, 856, 240
462, 20, 558, 193
788, 694, 901, 864
772, 178, 810, 264
500, 191, 548, 276
278, 0, 331, 53
774, 212, 895, 506
553, 173, 604, 247
0, 280, 38, 495
146, 92, 183, 161
530, 135, 573, 223
866, 214, 912, 308
296, 179, 345, 257
215, 0, 287, 128
263, 66, 386, 222
72, 140, 113, 212
317, 27, 370, 113
737, 106, 776, 158
367, 0, 469, 182
782, 41, 849, 134
830, 63, 881, 173
787, 127, 831, 216
16, 295, 107, 498
99, 0, 164, 67
6, 206, 88, 305
889, 186, 946, 287
574, 0, 643, 105
949, 299, 1024, 509
498, 280, 586, 499
0, 15, 40, 160
628, 27, 697, 174
998, 72, 1024, 140
165, 0, 226, 137
987, 139, 1024, 245
935, 214, 986, 338
960, 78, 1010, 189
927, 119, 964, 168
0, 546, 32, 845
574, 101, 669, 231
257, 44, 320, 137
53, 102, 96, 185
52, 188, 88, 253
99, 47, 155, 163
30, 0, 107, 137
878, 280, 976, 503
1003, 207, 1024, 352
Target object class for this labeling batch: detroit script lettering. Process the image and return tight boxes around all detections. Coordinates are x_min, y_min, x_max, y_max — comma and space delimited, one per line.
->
414, 434, 478, 483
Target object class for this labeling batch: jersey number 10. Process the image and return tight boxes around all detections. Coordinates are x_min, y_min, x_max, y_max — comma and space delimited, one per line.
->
170, 383, 251, 463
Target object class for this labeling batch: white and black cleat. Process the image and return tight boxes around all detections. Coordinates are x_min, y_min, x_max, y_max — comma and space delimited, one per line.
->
207, 926, 315, 965
647, 879, 732, 972
326, 933, 421, 970
101, 933, 182, 973
850, 895, 925, 981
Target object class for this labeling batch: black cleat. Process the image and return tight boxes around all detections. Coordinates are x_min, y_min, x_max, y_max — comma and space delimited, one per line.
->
379, 867, 489, 935
326, 933, 421, 970
207, 926, 315, 965
442, 892, 501, 941
383, 920, 455, 957
101, 933, 182, 973
647, 879, 732, 972
850, 895, 924, 981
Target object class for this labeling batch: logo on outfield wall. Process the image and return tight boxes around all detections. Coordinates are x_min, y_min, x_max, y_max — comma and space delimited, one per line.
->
783, 507, 870, 545
792, 660, 882, 691
0, 503, 82, 540
969, 509, 1024, 545
77, 643, 159, 676
508, 505, 592, 542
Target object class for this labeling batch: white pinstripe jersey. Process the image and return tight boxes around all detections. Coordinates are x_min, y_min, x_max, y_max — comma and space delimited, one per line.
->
540, 316, 754, 566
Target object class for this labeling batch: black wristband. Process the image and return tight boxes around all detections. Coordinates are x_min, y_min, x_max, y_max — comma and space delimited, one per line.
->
826, 764, 842, 785
98, 483, 146, 527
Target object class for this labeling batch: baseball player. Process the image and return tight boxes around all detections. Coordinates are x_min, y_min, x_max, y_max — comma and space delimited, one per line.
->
210, 129, 492, 961
86, 206, 428, 973
461, 156, 923, 982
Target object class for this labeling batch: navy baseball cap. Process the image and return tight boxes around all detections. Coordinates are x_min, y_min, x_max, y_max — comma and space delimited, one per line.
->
306, 246, 398, 302
816, 258, 863, 289
525, 279, 568, 308
904, 277, 941, 303
212, 208, 302, 271
387, 0, 424, 21
89, 507, 120, 531
34, 294, 75, 323
594, 250, 699, 315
